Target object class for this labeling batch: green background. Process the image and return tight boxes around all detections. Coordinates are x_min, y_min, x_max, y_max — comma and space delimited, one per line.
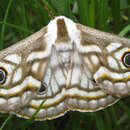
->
0, 0, 130, 130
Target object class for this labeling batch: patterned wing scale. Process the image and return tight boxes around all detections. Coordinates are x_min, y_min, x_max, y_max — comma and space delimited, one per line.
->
0, 16, 129, 120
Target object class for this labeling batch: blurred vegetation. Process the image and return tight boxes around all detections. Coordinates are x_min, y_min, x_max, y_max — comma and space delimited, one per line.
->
0, 0, 130, 130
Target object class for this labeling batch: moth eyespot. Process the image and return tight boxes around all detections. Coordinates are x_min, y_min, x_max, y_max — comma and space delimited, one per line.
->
92, 78, 97, 85
37, 82, 47, 95
122, 51, 130, 68
0, 67, 7, 84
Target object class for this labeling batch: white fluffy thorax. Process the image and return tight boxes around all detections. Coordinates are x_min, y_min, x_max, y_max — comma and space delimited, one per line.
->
44, 16, 81, 46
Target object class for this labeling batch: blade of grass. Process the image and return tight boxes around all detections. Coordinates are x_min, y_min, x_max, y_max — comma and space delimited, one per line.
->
77, 0, 95, 27
71, 112, 82, 130
110, 106, 121, 130
0, 115, 13, 130
64, 0, 73, 18
119, 101, 130, 121
41, 121, 50, 130
0, 0, 13, 49
104, 109, 112, 130
97, 0, 109, 31
111, 0, 121, 33
19, 0, 28, 36
116, 114, 128, 125
77, 0, 88, 26
119, 24, 130, 36
0, 21, 33, 34
64, 0, 78, 22
87, 0, 95, 27
94, 113, 105, 130
42, 0, 57, 16
22, 100, 46, 130
49, 0, 66, 16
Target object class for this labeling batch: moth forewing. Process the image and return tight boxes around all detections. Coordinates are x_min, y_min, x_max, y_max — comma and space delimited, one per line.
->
77, 24, 130, 46
0, 27, 47, 59
0, 25, 51, 113
77, 23, 130, 97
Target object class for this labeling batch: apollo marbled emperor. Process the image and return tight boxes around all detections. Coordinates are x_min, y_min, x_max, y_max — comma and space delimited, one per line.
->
0, 16, 130, 120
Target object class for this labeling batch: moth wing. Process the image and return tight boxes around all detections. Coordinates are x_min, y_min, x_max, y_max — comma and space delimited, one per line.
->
0, 27, 51, 113
66, 25, 121, 112
17, 45, 68, 120
76, 24, 130, 97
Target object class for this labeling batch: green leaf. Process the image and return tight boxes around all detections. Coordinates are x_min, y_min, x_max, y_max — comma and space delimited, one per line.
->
0, 115, 13, 130
119, 24, 130, 36
0, 0, 13, 49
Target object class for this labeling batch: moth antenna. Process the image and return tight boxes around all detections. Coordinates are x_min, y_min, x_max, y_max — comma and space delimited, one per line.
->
41, 0, 55, 19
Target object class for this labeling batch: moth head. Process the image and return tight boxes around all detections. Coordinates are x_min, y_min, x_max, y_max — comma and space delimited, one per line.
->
93, 42, 130, 97
45, 16, 80, 46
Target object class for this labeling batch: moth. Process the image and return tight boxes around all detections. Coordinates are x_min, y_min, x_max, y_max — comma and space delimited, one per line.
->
0, 16, 130, 120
